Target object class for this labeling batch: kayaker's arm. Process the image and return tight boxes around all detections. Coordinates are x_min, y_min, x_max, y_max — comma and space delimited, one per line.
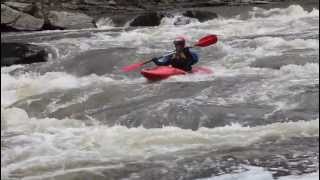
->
152, 54, 172, 66
189, 50, 199, 65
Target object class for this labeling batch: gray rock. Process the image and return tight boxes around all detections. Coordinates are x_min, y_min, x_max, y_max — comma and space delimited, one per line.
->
11, 13, 44, 31
1, 4, 20, 24
108, 14, 135, 26
1, 4, 44, 31
173, 16, 192, 25
47, 11, 95, 29
130, 12, 164, 26
1, 43, 48, 67
4, 2, 33, 13
183, 10, 218, 22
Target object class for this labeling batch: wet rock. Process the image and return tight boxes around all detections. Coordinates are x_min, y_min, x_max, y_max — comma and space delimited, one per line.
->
4, 2, 33, 13
106, 14, 135, 27
1, 43, 48, 67
47, 11, 95, 29
130, 12, 164, 26
27, 2, 47, 19
1, 4, 20, 24
173, 16, 192, 25
10, 13, 44, 31
183, 10, 218, 22
1, 4, 44, 31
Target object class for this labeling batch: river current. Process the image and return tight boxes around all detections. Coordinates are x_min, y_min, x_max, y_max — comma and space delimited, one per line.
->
1, 4, 319, 180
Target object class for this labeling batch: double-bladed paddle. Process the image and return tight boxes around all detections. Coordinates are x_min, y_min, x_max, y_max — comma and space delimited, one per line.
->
121, 34, 218, 73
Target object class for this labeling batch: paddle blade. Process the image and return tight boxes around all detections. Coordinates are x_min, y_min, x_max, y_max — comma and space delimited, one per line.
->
195, 34, 218, 47
121, 62, 144, 72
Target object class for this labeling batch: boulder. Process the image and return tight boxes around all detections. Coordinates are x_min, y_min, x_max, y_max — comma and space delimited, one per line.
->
1, 43, 48, 67
173, 16, 192, 25
130, 12, 164, 26
183, 10, 218, 22
1, 4, 44, 31
102, 14, 134, 27
28, 2, 46, 19
47, 11, 95, 29
4, 2, 33, 13
1, 4, 20, 24
10, 13, 44, 31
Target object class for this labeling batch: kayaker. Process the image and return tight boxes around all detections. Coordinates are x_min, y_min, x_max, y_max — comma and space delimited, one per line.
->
152, 37, 199, 72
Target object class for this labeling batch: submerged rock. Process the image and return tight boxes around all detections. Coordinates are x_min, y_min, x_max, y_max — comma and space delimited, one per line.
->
1, 43, 48, 66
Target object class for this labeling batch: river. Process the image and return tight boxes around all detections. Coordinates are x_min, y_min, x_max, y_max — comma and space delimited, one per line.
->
1, 4, 319, 180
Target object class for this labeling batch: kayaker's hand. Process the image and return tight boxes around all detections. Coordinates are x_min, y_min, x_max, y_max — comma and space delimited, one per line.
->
151, 57, 158, 63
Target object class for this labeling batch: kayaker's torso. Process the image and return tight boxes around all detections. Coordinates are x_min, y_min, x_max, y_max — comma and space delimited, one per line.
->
153, 48, 199, 72
170, 48, 195, 72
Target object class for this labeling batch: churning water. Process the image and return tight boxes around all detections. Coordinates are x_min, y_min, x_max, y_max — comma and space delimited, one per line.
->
1, 4, 319, 180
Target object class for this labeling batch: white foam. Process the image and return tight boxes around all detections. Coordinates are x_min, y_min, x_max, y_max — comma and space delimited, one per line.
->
207, 34, 318, 71
0, 65, 24, 74
197, 166, 273, 180
279, 171, 319, 180
160, 15, 199, 26
254, 37, 319, 51
197, 166, 319, 180
199, 5, 319, 38
1, 72, 120, 107
224, 63, 319, 108
279, 63, 319, 79
1, 106, 318, 179
2, 107, 318, 156
249, 5, 319, 20
1, 107, 84, 133
95, 17, 115, 29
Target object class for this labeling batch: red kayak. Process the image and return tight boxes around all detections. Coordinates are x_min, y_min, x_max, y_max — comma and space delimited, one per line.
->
141, 66, 213, 81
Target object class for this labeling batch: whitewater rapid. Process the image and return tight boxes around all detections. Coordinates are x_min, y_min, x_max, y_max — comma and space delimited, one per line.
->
1, 4, 319, 180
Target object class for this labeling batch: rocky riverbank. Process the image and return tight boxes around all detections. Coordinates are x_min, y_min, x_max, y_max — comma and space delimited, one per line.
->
2, 0, 316, 31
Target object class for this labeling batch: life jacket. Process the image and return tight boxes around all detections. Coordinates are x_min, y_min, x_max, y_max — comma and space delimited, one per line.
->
170, 48, 194, 72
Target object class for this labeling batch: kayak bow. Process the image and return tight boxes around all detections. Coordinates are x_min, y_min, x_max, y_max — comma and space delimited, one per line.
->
141, 66, 213, 81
